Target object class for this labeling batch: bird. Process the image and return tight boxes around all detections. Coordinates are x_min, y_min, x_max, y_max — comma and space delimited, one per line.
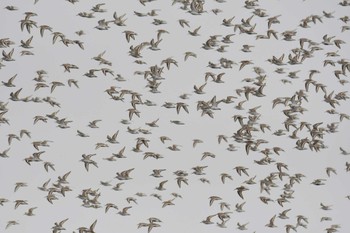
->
0, 148, 10, 158
194, 83, 207, 94
148, 39, 162, 51
128, 108, 141, 120
43, 162, 55, 172
80, 154, 98, 171
151, 169, 166, 178
19, 129, 31, 138
188, 26, 201, 36
112, 146, 127, 158
184, 52, 197, 61
126, 197, 138, 204
2, 74, 17, 87
155, 180, 168, 191
179, 19, 190, 28
37, 179, 51, 192
40, 25, 52, 37
106, 131, 119, 144
5, 6, 18, 11
239, 60, 253, 70
220, 173, 233, 184
242, 44, 254, 52
235, 186, 249, 199
265, 215, 277, 228
320, 203, 332, 210
112, 182, 125, 191
146, 118, 159, 127
118, 206, 132, 216
61, 63, 79, 72
162, 198, 175, 208
77, 219, 97, 233
6, 221, 19, 229
311, 179, 326, 185
235, 202, 246, 212
46, 191, 58, 204
24, 207, 38, 216
52, 218, 68, 232
278, 209, 291, 219
2, 48, 15, 61
77, 130, 89, 137
234, 166, 249, 176
161, 57, 178, 70
88, 120, 101, 128
95, 19, 110, 30
326, 167, 337, 177
116, 168, 134, 180
8, 134, 20, 145
340, 147, 350, 155
14, 200, 28, 209
50, 81, 65, 93
201, 214, 217, 224
157, 29, 169, 40
176, 102, 189, 114
237, 222, 249, 230
176, 176, 188, 188
14, 182, 27, 192
209, 196, 222, 206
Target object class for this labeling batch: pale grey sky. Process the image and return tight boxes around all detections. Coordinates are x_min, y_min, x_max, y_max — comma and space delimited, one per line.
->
0, 0, 350, 232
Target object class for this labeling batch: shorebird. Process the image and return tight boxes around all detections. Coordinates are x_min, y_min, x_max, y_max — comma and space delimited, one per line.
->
179, 19, 190, 27
14, 182, 28, 192
0, 148, 10, 158
184, 51, 197, 60
201, 214, 217, 224
176, 176, 188, 188
235, 202, 246, 212
234, 166, 249, 176
106, 131, 119, 144
235, 186, 249, 199
320, 203, 332, 210
188, 26, 201, 36
24, 207, 37, 216
77, 130, 89, 137
88, 120, 101, 128
148, 38, 162, 51
112, 182, 124, 191
340, 147, 350, 155
220, 173, 233, 184
6, 221, 19, 229
116, 168, 135, 180
80, 154, 98, 171
155, 180, 168, 191
194, 83, 207, 94
14, 200, 28, 209
239, 60, 253, 70
176, 102, 189, 114
105, 203, 118, 213
161, 57, 178, 70
162, 198, 175, 208
52, 218, 68, 233
118, 206, 132, 216
265, 215, 277, 228
151, 169, 166, 178
77, 219, 97, 232
209, 196, 222, 206
2, 48, 15, 61
5, 6, 18, 11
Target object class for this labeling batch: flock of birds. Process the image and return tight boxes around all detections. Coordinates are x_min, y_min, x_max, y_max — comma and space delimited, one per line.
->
0, 0, 350, 232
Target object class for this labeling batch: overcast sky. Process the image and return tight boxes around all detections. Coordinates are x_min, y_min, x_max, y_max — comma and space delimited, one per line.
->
0, 0, 350, 232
